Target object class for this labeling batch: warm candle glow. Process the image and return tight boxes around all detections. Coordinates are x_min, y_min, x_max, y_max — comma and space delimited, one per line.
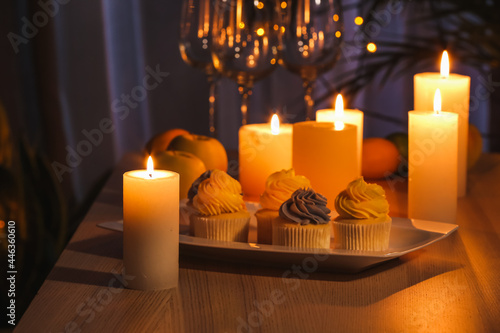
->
334, 94, 345, 130
414, 52, 471, 197
236, 0, 242, 34
147, 156, 154, 178
271, 114, 280, 135
440, 51, 449, 78
123, 167, 180, 290
239, 120, 293, 197
304, 0, 310, 24
434, 89, 442, 115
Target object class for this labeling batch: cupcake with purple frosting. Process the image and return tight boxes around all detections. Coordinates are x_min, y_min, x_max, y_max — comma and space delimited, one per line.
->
272, 188, 331, 249
256, 169, 310, 244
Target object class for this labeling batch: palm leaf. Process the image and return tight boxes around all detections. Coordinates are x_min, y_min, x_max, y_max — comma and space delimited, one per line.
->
330, 0, 500, 96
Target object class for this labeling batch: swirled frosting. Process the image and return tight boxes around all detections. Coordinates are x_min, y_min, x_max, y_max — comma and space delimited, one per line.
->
335, 177, 389, 219
279, 188, 331, 225
191, 169, 245, 216
260, 169, 311, 210
188, 170, 212, 201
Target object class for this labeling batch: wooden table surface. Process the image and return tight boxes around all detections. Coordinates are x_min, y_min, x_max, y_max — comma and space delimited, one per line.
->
16, 153, 500, 333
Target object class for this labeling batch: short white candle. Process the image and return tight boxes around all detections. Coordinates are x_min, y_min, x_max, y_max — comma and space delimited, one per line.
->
123, 157, 179, 290
316, 94, 364, 175
408, 89, 458, 223
239, 114, 292, 199
414, 51, 470, 197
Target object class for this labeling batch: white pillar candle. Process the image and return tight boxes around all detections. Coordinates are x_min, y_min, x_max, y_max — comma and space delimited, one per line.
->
414, 51, 470, 197
123, 157, 179, 290
293, 121, 358, 211
408, 89, 458, 223
316, 94, 364, 175
239, 114, 292, 199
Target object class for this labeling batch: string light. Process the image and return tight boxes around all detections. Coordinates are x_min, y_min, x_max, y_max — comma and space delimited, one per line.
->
354, 16, 364, 25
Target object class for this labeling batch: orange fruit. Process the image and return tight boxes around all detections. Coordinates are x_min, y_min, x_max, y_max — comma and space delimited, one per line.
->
467, 124, 483, 170
362, 138, 400, 179
145, 128, 190, 155
154, 150, 207, 199
168, 133, 228, 171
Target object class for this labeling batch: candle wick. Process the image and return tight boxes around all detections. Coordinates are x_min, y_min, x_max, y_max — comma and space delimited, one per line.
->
149, 172, 153, 178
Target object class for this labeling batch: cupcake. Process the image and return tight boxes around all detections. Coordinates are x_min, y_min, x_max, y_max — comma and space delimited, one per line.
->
333, 177, 392, 251
272, 188, 331, 249
188, 170, 251, 242
255, 169, 310, 244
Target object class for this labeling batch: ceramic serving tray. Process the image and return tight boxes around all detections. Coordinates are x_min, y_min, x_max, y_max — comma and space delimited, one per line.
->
98, 201, 458, 273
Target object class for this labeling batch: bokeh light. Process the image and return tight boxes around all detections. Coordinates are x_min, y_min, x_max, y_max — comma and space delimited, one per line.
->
354, 16, 364, 25
367, 42, 377, 52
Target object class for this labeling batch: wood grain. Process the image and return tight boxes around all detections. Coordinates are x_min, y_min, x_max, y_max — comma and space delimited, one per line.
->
15, 153, 500, 333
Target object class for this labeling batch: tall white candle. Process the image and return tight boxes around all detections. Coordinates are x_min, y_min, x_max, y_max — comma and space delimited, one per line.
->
123, 157, 179, 290
316, 94, 364, 175
414, 51, 470, 197
408, 89, 458, 223
239, 114, 292, 199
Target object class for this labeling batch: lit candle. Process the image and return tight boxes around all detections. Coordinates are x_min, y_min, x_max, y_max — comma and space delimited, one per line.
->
239, 114, 293, 199
123, 156, 180, 290
414, 51, 470, 196
408, 89, 458, 223
316, 94, 364, 174
293, 118, 358, 211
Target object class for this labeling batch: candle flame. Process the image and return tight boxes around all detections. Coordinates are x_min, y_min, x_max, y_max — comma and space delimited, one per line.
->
271, 114, 280, 135
434, 88, 442, 115
440, 50, 449, 78
334, 94, 345, 130
147, 156, 154, 178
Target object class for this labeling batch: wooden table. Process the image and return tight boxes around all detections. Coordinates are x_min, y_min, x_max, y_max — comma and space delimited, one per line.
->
16, 153, 500, 332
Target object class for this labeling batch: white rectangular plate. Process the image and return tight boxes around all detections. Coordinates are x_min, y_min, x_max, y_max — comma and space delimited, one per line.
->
98, 201, 458, 273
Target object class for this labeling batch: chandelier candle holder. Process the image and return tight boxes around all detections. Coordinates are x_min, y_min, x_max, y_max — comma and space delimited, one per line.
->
293, 118, 358, 211
408, 89, 458, 224
239, 114, 293, 199
414, 51, 470, 197
316, 94, 364, 175
123, 157, 179, 291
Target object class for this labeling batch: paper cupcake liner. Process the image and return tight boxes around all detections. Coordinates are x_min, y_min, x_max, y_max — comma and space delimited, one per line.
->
255, 209, 279, 245
190, 213, 250, 242
272, 219, 331, 249
333, 218, 391, 251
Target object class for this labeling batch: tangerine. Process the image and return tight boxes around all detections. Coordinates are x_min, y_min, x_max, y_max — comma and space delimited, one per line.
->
362, 137, 400, 179
145, 128, 190, 155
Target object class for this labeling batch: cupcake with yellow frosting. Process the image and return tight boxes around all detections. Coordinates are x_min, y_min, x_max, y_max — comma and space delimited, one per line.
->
333, 177, 391, 251
256, 169, 310, 244
188, 170, 250, 242
272, 188, 331, 249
